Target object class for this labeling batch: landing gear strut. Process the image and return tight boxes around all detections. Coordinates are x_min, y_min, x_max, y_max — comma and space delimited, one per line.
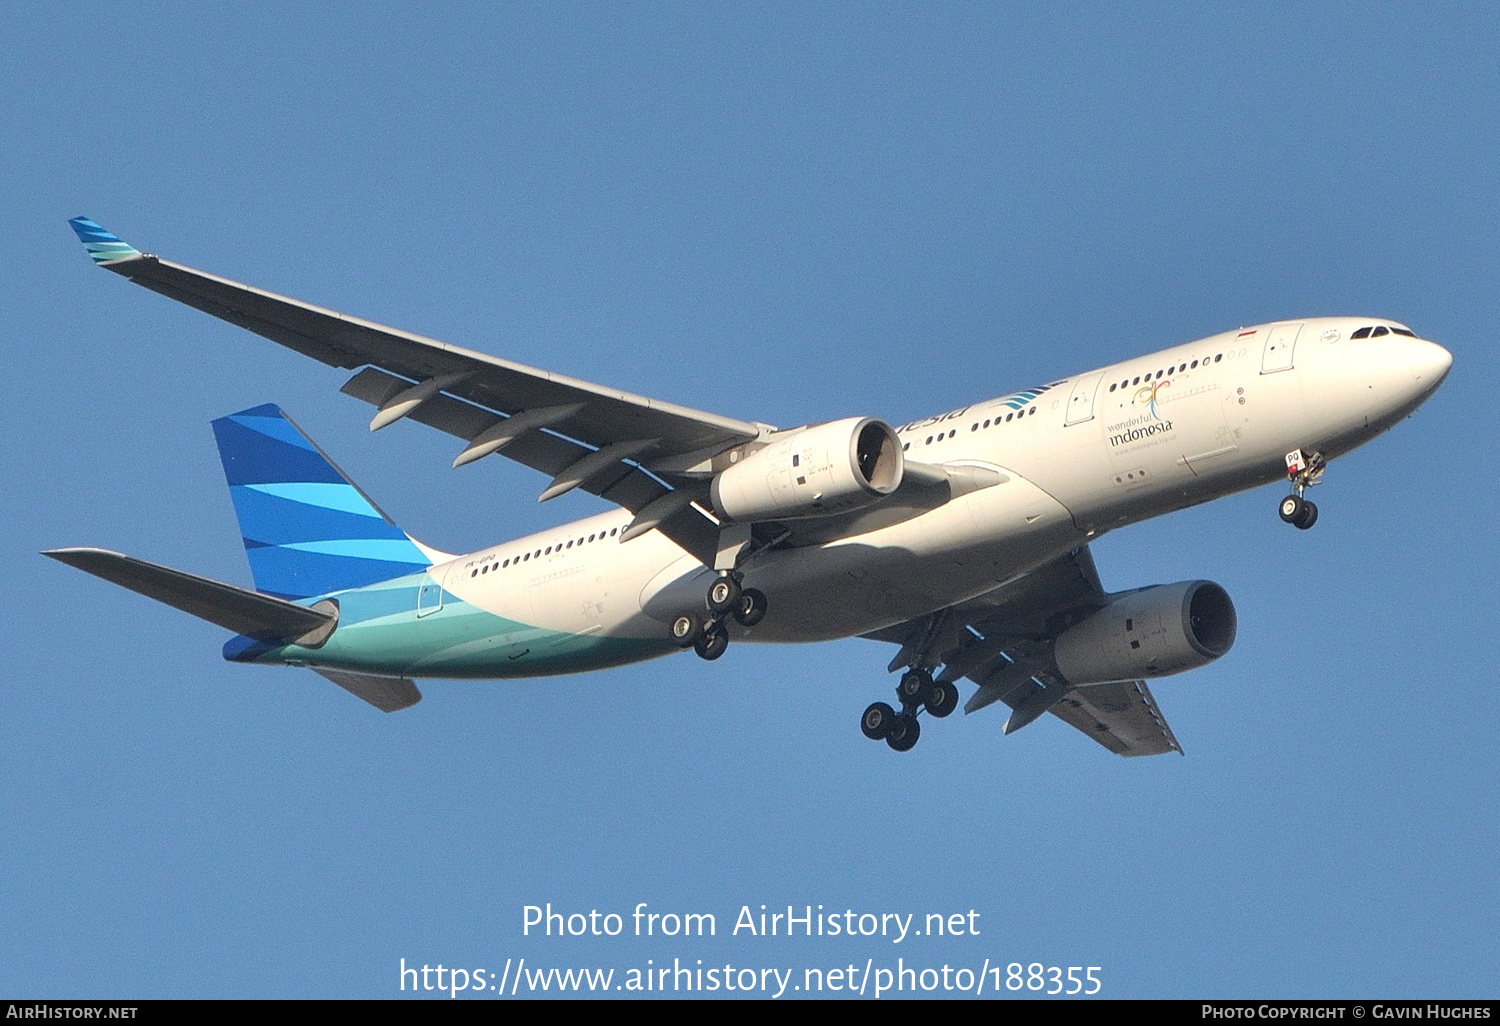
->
860, 667, 959, 752
668, 571, 768, 660
1279, 449, 1324, 530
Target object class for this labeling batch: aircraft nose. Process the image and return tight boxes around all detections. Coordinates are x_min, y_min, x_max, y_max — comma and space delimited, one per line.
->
1409, 338, 1453, 392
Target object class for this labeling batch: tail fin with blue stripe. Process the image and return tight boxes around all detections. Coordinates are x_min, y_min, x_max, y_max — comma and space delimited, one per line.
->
211, 404, 432, 600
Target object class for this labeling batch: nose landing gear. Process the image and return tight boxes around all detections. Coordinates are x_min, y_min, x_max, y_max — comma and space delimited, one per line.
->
1279, 449, 1325, 530
668, 571, 768, 661
860, 668, 958, 752
1279, 494, 1318, 530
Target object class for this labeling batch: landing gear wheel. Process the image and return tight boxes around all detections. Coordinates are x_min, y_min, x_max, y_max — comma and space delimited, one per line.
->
1295, 500, 1318, 530
1279, 495, 1306, 524
924, 680, 959, 718
885, 714, 921, 752
670, 614, 704, 648
732, 588, 767, 627
861, 701, 897, 740
898, 668, 933, 705
706, 575, 742, 615
694, 623, 729, 661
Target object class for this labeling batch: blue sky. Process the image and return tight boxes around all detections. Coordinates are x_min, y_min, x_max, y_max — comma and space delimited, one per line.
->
2, 4, 1496, 998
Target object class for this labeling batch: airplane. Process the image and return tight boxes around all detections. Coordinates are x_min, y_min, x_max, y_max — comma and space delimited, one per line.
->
49, 217, 1452, 755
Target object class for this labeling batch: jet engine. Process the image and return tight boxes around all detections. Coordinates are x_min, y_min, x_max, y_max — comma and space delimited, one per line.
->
1052, 580, 1236, 685
710, 417, 904, 522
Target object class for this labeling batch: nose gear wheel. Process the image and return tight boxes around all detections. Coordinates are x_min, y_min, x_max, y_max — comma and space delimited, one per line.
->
1279, 448, 1325, 530
1279, 495, 1318, 530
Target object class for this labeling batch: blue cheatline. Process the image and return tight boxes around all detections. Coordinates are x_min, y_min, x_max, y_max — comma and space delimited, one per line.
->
211, 403, 431, 600
67, 217, 141, 264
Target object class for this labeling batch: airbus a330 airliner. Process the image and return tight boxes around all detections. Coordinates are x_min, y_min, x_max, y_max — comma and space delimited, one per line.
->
50, 218, 1452, 755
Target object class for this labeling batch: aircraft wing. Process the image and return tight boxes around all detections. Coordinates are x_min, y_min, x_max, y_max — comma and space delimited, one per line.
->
1043, 680, 1180, 757
69, 219, 762, 564
863, 546, 1183, 757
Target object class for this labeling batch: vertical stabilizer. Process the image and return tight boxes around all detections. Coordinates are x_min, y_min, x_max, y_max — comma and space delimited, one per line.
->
211, 404, 432, 600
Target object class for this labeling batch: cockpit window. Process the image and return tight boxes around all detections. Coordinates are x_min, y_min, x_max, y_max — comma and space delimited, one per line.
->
1350, 326, 1373, 339
1390, 327, 1417, 337
1371, 325, 1389, 337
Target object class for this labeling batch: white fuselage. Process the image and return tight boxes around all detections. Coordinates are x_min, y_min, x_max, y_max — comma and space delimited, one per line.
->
420, 317, 1448, 664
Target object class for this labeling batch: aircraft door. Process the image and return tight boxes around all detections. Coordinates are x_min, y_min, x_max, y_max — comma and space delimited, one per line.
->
416, 566, 445, 617
1064, 372, 1105, 426
1261, 323, 1302, 374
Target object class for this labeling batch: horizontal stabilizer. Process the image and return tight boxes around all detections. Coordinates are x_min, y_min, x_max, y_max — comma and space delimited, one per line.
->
315, 668, 421, 712
44, 547, 336, 642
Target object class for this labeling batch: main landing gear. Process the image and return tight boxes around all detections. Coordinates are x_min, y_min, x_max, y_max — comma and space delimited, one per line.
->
1279, 448, 1325, 531
669, 572, 767, 661
860, 668, 959, 753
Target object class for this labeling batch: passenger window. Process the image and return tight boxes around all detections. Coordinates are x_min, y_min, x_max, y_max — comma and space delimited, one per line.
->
1214, 354, 1222, 362
1029, 407, 1036, 415
1191, 360, 1198, 368
1109, 383, 1116, 392
1350, 326, 1372, 339
1132, 376, 1140, 385
1371, 326, 1389, 337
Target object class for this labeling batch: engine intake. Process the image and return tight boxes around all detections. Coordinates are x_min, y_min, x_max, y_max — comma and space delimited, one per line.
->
1052, 580, 1236, 685
710, 417, 903, 523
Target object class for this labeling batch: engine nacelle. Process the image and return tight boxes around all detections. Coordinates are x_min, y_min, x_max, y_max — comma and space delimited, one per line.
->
710, 417, 904, 523
1052, 580, 1236, 685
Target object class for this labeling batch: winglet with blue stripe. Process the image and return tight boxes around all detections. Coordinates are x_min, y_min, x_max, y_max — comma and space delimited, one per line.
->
68, 217, 142, 264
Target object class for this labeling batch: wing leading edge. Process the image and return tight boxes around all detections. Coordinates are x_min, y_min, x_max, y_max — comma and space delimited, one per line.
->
68, 218, 763, 565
